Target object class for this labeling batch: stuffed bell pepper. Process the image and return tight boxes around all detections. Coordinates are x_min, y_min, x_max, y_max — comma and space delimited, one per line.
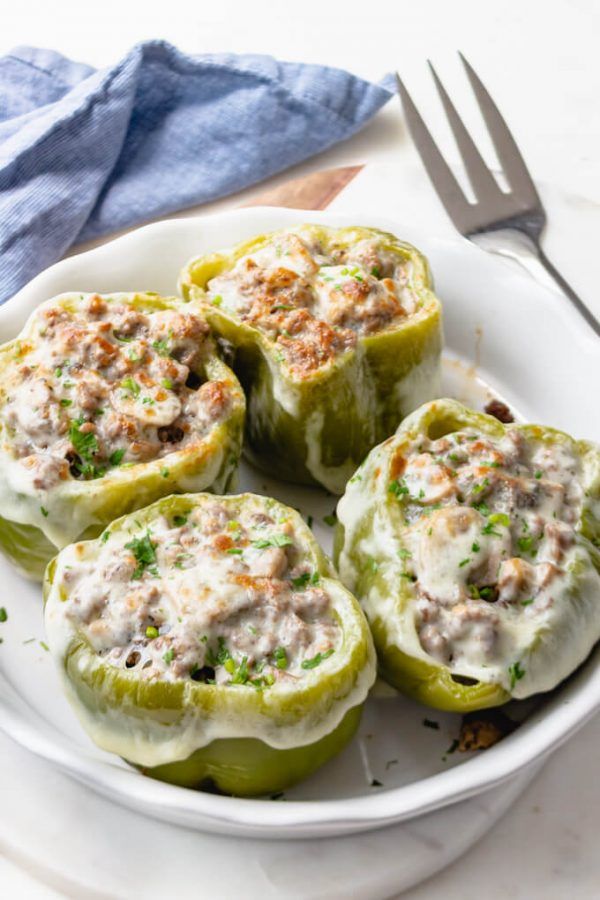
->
179, 225, 442, 494
0, 292, 245, 580
44, 492, 376, 796
335, 399, 600, 712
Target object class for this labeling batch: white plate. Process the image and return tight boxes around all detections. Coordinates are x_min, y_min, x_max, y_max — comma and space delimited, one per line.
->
0, 207, 598, 839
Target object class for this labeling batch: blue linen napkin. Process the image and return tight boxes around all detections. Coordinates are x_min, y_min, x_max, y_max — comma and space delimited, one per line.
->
0, 40, 394, 305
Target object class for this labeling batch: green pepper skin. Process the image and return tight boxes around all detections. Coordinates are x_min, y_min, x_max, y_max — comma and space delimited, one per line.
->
0, 293, 245, 581
334, 399, 600, 712
44, 493, 376, 797
179, 226, 442, 494
141, 706, 362, 796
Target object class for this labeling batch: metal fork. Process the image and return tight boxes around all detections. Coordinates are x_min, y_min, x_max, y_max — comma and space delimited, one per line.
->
396, 54, 600, 338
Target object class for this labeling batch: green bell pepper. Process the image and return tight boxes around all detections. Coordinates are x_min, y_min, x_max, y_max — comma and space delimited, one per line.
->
44, 493, 376, 796
334, 398, 600, 711
179, 225, 442, 494
0, 292, 245, 581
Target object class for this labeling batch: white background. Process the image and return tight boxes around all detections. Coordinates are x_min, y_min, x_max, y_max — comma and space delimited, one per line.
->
1, 1, 599, 896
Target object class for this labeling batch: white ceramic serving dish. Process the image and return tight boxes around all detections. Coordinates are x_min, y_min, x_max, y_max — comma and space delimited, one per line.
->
0, 207, 598, 839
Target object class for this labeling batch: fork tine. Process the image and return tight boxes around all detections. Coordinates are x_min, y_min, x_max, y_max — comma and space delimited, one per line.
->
395, 74, 473, 232
427, 60, 501, 205
458, 52, 541, 205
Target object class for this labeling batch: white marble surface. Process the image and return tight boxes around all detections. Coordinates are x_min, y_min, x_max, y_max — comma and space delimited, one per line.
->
1, 1, 600, 895
1, 715, 599, 899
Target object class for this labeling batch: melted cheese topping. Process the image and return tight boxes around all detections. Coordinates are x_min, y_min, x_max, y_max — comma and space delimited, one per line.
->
337, 415, 600, 698
45, 496, 376, 760
54, 499, 340, 686
0, 294, 230, 495
207, 230, 420, 377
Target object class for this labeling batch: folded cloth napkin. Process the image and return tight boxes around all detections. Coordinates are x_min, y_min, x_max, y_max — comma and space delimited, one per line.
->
0, 40, 394, 305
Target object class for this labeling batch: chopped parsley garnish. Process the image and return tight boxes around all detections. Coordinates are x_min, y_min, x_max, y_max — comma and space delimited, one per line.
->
521, 598, 534, 606
291, 571, 319, 589
273, 647, 288, 669
40, 506, 49, 518
173, 514, 188, 527
508, 661, 526, 689
152, 338, 170, 356
479, 586, 495, 600
69, 418, 103, 477
488, 512, 510, 528
120, 376, 140, 397
60, 398, 72, 407
126, 531, 158, 579
473, 501, 491, 516
323, 512, 337, 527
482, 522, 502, 537
301, 648, 334, 670
210, 295, 223, 307
109, 448, 126, 466
206, 636, 231, 668
226, 548, 243, 555
145, 625, 159, 639
231, 656, 250, 685
472, 478, 490, 495
389, 479, 409, 497
160, 466, 170, 479
69, 418, 98, 461
458, 558, 470, 567
517, 535, 535, 555
161, 378, 173, 390
163, 648, 174, 665
398, 548, 412, 559
101, 531, 110, 543
534, 470, 543, 479
252, 534, 293, 549
0, 607, 7, 623
471, 542, 480, 553
370, 266, 381, 278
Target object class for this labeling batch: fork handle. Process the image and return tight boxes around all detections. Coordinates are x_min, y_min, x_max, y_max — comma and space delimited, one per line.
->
534, 245, 600, 338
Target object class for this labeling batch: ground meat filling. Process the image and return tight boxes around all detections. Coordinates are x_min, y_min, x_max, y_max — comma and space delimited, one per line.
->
61, 501, 340, 686
0, 295, 232, 491
207, 231, 420, 378
390, 427, 584, 681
